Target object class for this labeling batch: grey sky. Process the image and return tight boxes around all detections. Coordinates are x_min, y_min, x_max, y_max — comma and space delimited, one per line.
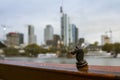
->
0, 0, 120, 45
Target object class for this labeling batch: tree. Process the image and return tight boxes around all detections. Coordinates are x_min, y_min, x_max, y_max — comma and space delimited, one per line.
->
93, 41, 99, 46
3, 47, 19, 56
102, 43, 113, 52
113, 43, 120, 53
102, 43, 120, 58
24, 44, 40, 57
39, 47, 48, 53
48, 46, 57, 53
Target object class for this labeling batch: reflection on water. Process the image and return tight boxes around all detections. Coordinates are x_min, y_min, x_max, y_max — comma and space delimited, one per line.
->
5, 56, 120, 66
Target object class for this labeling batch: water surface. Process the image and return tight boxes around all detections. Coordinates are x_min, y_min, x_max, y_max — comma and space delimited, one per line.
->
5, 56, 120, 66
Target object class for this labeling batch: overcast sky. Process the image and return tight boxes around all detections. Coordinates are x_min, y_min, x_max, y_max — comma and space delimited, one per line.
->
0, 0, 120, 45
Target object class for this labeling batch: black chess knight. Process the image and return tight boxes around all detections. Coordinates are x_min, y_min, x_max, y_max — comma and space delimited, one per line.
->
70, 45, 88, 70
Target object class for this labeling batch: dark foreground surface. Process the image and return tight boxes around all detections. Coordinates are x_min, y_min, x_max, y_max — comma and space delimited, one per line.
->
0, 60, 120, 80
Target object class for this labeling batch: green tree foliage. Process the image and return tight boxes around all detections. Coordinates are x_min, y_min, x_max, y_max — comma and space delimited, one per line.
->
24, 44, 40, 57
102, 43, 120, 53
113, 43, 120, 53
39, 47, 48, 53
102, 43, 113, 52
93, 41, 99, 46
48, 46, 57, 53
3, 47, 19, 56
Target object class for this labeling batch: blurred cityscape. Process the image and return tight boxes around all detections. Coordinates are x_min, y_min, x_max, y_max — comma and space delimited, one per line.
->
0, 1, 120, 58
0, 6, 113, 48
1, 2, 120, 80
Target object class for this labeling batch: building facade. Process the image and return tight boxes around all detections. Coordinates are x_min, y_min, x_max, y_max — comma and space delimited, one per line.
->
44, 25, 54, 45
53, 34, 60, 47
61, 12, 71, 46
60, 6, 78, 47
28, 25, 37, 44
6, 32, 24, 47
70, 24, 78, 46
101, 35, 111, 45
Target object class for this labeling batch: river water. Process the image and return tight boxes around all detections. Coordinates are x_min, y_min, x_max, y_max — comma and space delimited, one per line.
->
5, 56, 120, 66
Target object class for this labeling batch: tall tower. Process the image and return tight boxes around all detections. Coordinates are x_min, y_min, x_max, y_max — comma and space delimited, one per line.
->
61, 14, 71, 46
28, 25, 37, 44
60, 2, 71, 46
60, 6, 63, 13
60, 5, 64, 42
70, 24, 78, 46
60, 0, 63, 14
44, 25, 54, 45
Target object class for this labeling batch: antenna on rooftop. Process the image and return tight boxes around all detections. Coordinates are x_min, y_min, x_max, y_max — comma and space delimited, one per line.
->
60, 0, 64, 14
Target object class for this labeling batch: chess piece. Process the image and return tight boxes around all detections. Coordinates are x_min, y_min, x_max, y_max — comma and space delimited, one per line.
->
70, 45, 88, 71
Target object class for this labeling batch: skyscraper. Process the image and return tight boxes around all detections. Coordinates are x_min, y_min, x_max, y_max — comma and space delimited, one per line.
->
28, 25, 37, 44
44, 25, 54, 45
6, 32, 24, 47
60, 6, 71, 46
70, 24, 78, 46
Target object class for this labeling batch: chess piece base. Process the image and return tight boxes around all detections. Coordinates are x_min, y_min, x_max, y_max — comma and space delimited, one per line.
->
76, 60, 88, 72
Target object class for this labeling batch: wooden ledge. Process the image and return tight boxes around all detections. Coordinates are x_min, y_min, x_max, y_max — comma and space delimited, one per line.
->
0, 60, 120, 80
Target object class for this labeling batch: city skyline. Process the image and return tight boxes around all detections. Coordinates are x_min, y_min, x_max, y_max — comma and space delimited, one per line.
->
0, 0, 120, 45
60, 6, 78, 46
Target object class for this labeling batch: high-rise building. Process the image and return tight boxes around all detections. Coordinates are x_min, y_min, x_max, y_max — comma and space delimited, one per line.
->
70, 24, 78, 46
6, 32, 24, 47
53, 34, 60, 47
28, 25, 37, 44
60, 7, 78, 46
60, 6, 71, 46
101, 35, 111, 45
61, 14, 70, 46
44, 25, 54, 45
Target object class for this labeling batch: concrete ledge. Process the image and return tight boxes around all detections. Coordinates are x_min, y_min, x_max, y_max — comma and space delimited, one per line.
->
0, 60, 120, 80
